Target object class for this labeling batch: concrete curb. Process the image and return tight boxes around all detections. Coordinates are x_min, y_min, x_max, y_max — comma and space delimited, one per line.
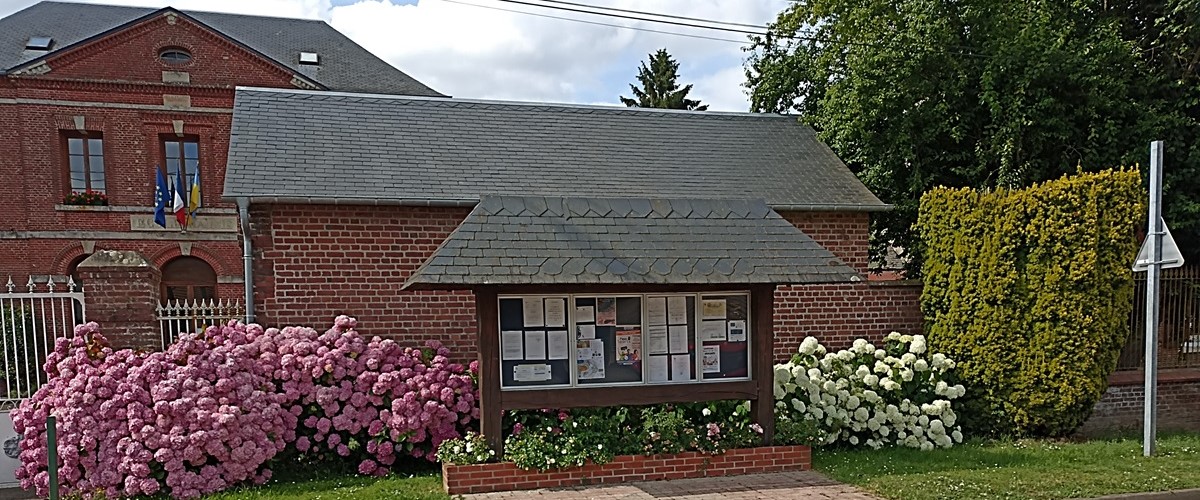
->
1080, 489, 1200, 500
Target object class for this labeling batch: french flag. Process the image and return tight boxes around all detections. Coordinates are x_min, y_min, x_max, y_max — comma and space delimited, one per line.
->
173, 167, 187, 228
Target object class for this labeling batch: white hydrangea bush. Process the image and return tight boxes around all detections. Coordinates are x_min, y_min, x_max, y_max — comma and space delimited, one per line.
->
773, 332, 966, 450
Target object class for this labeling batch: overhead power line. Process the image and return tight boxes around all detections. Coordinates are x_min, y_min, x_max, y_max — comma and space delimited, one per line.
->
438, 0, 750, 44
533, 0, 770, 30
493, 0, 767, 37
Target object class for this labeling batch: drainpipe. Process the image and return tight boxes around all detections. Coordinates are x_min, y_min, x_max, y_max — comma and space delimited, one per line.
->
236, 197, 255, 324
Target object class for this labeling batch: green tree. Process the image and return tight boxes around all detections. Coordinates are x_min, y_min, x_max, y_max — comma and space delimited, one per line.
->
745, 0, 1200, 274
621, 49, 708, 111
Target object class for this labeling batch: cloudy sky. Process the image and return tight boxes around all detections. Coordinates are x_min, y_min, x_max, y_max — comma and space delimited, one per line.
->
0, 0, 788, 111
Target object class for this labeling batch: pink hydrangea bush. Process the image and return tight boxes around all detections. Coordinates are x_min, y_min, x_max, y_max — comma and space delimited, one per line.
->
12, 316, 478, 499
268, 315, 479, 476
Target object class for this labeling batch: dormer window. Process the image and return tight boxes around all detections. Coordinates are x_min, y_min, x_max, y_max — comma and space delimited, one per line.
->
25, 36, 53, 51
159, 48, 192, 66
299, 52, 319, 65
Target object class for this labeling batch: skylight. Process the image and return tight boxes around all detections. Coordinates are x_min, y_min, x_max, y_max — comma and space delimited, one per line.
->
299, 52, 319, 65
25, 36, 53, 51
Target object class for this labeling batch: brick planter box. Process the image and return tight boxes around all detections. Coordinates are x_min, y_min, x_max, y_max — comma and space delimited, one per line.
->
442, 445, 811, 494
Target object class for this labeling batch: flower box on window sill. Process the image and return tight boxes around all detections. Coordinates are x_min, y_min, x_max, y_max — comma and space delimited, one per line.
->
441, 445, 810, 495
62, 191, 108, 207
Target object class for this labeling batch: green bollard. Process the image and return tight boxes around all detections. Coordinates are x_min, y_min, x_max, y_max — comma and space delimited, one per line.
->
47, 415, 58, 500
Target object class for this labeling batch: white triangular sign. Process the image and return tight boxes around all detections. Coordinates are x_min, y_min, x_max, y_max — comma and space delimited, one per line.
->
1133, 220, 1184, 271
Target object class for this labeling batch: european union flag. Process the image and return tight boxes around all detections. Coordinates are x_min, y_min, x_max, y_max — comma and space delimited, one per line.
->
153, 167, 170, 228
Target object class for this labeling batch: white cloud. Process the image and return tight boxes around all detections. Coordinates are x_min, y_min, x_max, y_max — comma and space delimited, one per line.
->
0, 0, 787, 111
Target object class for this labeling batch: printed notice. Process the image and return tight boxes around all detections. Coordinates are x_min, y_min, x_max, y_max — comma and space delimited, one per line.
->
700, 320, 726, 342
596, 298, 616, 326
513, 364, 552, 382
577, 324, 596, 340
727, 320, 747, 342
648, 356, 668, 382
501, 331, 524, 361
545, 299, 566, 327
647, 297, 667, 326
523, 297, 544, 327
575, 305, 595, 323
524, 331, 546, 360
670, 354, 691, 381
616, 327, 641, 365
667, 296, 688, 324
668, 325, 689, 354
577, 339, 605, 380
702, 346, 721, 374
647, 324, 668, 354
547, 330, 570, 360
701, 299, 726, 320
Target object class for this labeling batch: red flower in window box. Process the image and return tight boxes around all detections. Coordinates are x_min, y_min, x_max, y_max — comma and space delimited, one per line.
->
63, 190, 108, 206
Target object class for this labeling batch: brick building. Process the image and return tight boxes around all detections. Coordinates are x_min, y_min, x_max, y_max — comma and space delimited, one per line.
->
0, 2, 441, 308
223, 88, 924, 360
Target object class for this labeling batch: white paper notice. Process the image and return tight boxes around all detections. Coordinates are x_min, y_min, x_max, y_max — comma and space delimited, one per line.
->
667, 296, 688, 324
668, 325, 689, 354
727, 320, 747, 342
523, 297, 544, 327
544, 299, 566, 327
647, 297, 667, 326
501, 330, 524, 361
702, 346, 721, 374
577, 339, 605, 379
648, 356, 669, 382
647, 325, 669, 354
701, 299, 727, 320
577, 324, 596, 339
524, 331, 546, 360
671, 354, 691, 381
514, 364, 552, 382
701, 320, 726, 342
575, 305, 595, 323
547, 330, 570, 360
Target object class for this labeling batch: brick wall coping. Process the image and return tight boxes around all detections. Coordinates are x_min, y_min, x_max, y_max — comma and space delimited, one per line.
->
1109, 368, 1200, 386
54, 204, 237, 214
441, 445, 811, 495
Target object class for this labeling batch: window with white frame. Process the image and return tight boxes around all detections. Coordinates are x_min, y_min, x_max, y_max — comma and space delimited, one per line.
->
497, 292, 750, 390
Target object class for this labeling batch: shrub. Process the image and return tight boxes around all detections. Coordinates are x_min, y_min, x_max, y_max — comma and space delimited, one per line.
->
13, 317, 478, 499
435, 432, 494, 465
918, 169, 1142, 436
774, 334, 965, 450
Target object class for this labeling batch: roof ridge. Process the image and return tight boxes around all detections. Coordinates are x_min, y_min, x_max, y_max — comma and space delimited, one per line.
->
235, 86, 797, 120
38, 1, 327, 23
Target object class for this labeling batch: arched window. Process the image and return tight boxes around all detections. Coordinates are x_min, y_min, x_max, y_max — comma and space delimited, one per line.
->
66, 254, 88, 287
160, 257, 216, 304
158, 48, 192, 66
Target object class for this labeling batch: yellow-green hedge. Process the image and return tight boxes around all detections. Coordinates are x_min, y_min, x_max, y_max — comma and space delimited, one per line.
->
918, 169, 1142, 436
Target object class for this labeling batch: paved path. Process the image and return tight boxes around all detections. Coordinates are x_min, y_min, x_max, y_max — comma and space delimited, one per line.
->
463, 471, 882, 500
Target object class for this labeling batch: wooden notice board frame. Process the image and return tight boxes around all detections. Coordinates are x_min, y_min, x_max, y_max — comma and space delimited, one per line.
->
474, 283, 776, 454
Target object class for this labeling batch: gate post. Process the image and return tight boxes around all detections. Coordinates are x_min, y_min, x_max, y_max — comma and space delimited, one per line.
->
76, 251, 161, 350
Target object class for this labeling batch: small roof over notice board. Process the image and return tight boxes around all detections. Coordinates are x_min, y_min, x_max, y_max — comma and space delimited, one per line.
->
402, 195, 862, 289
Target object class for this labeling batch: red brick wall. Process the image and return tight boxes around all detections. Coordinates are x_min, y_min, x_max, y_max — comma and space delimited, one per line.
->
780, 211, 870, 274
441, 445, 811, 495
250, 205, 477, 354
252, 205, 924, 361
1078, 370, 1200, 435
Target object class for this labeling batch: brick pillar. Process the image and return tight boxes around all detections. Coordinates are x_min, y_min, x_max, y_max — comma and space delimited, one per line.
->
76, 250, 161, 350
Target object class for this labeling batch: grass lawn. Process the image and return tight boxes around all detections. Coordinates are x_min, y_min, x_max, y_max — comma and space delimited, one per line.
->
204, 461, 448, 500
814, 432, 1200, 500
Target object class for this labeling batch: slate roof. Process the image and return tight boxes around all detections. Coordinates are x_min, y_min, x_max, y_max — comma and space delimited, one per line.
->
0, 1, 442, 96
403, 196, 862, 288
224, 87, 888, 210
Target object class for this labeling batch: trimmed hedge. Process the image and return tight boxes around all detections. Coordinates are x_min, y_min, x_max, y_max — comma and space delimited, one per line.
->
918, 169, 1142, 436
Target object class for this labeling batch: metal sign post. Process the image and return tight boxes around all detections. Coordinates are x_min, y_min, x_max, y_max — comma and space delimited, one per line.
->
1143, 140, 1164, 457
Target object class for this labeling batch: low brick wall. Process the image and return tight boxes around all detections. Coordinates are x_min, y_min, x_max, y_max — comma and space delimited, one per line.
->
1078, 369, 1200, 435
442, 445, 811, 494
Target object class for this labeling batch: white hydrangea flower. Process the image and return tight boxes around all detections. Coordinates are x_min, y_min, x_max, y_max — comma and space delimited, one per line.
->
863, 374, 879, 387
774, 365, 792, 382
879, 426, 890, 437
900, 353, 917, 365
799, 336, 820, 355
811, 407, 824, 419
918, 415, 930, 427
837, 350, 855, 362
913, 359, 929, 372
899, 368, 914, 382
855, 365, 871, 379
867, 420, 881, 431
791, 366, 808, 381
854, 407, 870, 422
909, 335, 927, 354
852, 339, 868, 352
773, 384, 786, 399
846, 395, 861, 410
920, 441, 934, 451
952, 429, 963, 443
874, 361, 890, 374
887, 332, 902, 341
935, 434, 953, 448
900, 334, 914, 343
875, 349, 887, 360
849, 435, 859, 445
792, 399, 806, 413
807, 368, 822, 380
